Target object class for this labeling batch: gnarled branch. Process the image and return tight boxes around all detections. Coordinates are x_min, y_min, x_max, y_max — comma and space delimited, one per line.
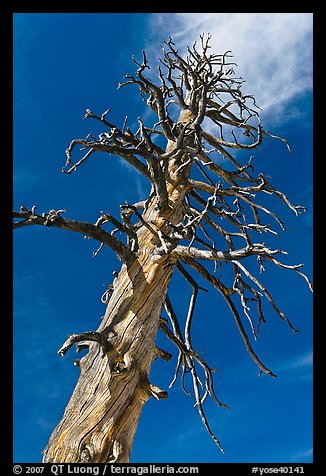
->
13, 206, 133, 262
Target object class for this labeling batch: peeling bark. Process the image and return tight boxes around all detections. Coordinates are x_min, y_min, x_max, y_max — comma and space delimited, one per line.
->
43, 157, 189, 463
43, 258, 172, 462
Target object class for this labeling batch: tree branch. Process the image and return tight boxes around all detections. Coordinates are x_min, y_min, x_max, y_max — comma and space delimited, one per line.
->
13, 207, 133, 262
159, 314, 227, 453
233, 260, 299, 333
173, 242, 286, 262
58, 331, 111, 357
178, 257, 277, 378
63, 136, 151, 180
137, 117, 170, 210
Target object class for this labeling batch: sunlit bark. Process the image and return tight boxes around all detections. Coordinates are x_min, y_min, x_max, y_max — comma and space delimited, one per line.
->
14, 34, 312, 462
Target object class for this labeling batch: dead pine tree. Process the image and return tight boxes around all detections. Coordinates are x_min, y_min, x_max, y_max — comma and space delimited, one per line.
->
13, 34, 312, 463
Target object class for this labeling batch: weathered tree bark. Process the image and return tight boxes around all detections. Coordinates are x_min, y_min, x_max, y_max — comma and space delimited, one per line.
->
43, 260, 170, 462
42, 128, 191, 463
14, 35, 312, 463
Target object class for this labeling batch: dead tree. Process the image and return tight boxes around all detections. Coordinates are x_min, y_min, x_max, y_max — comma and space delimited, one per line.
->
13, 35, 312, 463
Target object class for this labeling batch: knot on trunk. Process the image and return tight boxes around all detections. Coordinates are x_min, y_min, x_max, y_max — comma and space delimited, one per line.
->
138, 373, 168, 402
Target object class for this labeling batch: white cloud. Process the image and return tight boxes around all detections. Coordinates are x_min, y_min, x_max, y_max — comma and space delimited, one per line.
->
281, 350, 313, 370
216, 349, 313, 386
272, 350, 313, 381
175, 425, 204, 443
148, 13, 313, 124
289, 447, 313, 462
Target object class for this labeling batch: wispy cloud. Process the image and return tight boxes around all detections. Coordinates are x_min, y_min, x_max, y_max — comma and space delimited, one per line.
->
148, 13, 312, 125
216, 349, 313, 387
36, 417, 58, 431
278, 350, 313, 371
270, 350, 313, 382
175, 424, 204, 443
289, 447, 313, 462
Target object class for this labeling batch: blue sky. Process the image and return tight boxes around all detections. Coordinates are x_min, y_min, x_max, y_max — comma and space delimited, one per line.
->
13, 13, 313, 463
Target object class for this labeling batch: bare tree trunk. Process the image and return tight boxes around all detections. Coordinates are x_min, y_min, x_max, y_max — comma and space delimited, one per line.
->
43, 152, 189, 463
14, 35, 312, 463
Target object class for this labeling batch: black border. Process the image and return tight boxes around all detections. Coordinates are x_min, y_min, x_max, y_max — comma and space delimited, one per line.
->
3, 4, 320, 473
